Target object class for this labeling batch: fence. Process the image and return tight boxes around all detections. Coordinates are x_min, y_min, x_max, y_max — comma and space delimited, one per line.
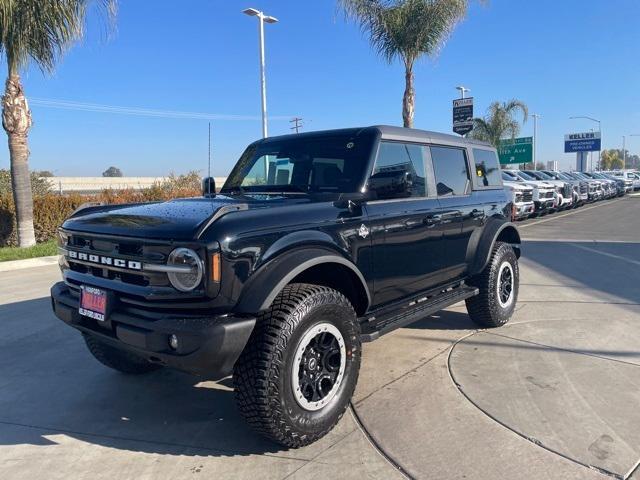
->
43, 176, 228, 195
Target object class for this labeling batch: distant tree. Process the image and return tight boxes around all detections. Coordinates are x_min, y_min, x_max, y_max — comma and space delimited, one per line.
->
103, 166, 124, 177
339, 0, 470, 128
0, 168, 51, 196
0, 0, 117, 247
601, 149, 624, 170
35, 170, 54, 177
469, 99, 528, 149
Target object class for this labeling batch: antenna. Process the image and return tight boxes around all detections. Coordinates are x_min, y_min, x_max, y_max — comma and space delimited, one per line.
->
208, 122, 211, 178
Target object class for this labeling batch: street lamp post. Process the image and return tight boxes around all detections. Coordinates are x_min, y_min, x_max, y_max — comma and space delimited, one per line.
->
531, 113, 541, 170
243, 8, 278, 138
456, 85, 470, 99
569, 116, 601, 171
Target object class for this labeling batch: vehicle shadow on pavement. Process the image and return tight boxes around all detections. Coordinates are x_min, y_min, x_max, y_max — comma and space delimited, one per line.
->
521, 240, 640, 306
403, 309, 477, 331
0, 299, 293, 458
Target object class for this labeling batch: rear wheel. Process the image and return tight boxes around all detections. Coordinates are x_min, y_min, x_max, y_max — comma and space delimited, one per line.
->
83, 334, 161, 374
233, 283, 361, 448
466, 242, 519, 328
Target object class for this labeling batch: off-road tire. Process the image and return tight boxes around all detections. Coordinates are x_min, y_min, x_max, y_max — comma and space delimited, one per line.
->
466, 242, 519, 328
233, 283, 361, 448
83, 334, 161, 374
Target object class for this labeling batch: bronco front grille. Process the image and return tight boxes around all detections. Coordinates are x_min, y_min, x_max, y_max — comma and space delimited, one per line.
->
522, 191, 533, 202
61, 232, 174, 288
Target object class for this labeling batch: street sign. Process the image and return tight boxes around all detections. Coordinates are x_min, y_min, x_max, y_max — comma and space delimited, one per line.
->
498, 137, 533, 165
564, 131, 601, 153
453, 97, 473, 136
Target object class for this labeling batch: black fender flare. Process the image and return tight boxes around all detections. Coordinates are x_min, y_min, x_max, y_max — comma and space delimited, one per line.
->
468, 219, 521, 276
234, 247, 371, 314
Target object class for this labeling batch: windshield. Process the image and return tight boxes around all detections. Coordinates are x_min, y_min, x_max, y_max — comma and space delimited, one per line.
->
517, 171, 536, 181
222, 131, 377, 195
502, 171, 520, 181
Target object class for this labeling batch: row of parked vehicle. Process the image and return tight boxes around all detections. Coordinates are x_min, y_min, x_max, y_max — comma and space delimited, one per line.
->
502, 168, 640, 221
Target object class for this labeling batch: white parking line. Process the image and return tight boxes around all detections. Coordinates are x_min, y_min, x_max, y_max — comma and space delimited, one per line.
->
569, 243, 640, 267
519, 199, 622, 229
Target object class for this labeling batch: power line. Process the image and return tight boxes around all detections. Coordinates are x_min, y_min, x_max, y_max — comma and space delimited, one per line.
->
28, 97, 292, 121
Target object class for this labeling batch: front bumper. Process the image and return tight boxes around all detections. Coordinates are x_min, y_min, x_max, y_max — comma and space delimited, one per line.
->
51, 282, 255, 379
534, 199, 554, 211
513, 202, 535, 219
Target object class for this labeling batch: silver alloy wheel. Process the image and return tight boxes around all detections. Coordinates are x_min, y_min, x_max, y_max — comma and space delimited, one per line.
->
497, 261, 515, 309
292, 322, 346, 412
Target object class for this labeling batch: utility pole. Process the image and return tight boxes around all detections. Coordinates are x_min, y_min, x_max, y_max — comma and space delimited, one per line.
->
208, 122, 211, 178
531, 113, 540, 170
290, 117, 303, 133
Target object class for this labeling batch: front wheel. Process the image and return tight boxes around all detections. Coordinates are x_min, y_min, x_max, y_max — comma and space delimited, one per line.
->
233, 284, 361, 448
466, 242, 519, 328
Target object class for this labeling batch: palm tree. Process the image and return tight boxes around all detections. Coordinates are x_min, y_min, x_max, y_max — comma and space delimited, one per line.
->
339, 0, 469, 128
0, 0, 116, 247
469, 99, 529, 149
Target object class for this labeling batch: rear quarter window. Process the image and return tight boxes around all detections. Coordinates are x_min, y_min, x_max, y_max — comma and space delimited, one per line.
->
472, 148, 502, 188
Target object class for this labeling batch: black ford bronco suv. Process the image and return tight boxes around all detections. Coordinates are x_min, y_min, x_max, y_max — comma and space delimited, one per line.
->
51, 126, 521, 447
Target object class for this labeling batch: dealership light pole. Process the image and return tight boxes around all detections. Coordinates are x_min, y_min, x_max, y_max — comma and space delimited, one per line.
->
243, 8, 278, 138
456, 85, 470, 99
531, 113, 541, 170
569, 116, 601, 171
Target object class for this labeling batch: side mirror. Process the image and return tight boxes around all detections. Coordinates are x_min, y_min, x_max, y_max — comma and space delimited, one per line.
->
202, 177, 216, 197
333, 192, 369, 211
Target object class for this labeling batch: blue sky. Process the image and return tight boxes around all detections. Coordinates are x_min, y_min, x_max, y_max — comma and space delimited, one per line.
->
2, 0, 639, 176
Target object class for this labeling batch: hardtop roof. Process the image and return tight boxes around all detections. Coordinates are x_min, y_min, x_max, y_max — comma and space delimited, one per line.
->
257, 125, 493, 149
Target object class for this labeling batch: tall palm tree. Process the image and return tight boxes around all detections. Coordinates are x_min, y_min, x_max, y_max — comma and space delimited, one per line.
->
469, 99, 529, 149
339, 0, 469, 128
0, 0, 116, 247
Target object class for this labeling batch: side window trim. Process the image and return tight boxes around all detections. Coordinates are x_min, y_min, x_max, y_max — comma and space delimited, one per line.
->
429, 144, 472, 198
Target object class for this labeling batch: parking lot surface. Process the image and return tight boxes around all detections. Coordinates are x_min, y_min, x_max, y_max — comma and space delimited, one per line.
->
1, 196, 639, 479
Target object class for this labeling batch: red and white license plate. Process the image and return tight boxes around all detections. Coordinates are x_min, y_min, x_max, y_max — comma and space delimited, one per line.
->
79, 286, 108, 322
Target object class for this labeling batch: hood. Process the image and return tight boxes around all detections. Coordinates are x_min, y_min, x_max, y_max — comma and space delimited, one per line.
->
503, 181, 531, 191
62, 195, 285, 241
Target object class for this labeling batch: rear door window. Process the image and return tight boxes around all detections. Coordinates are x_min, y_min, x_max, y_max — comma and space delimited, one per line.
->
430, 146, 470, 196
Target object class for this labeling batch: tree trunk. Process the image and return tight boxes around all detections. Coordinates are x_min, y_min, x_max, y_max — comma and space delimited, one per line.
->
402, 66, 415, 128
2, 74, 35, 247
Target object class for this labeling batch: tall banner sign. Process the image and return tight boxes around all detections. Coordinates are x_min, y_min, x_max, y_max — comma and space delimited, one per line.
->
453, 98, 474, 136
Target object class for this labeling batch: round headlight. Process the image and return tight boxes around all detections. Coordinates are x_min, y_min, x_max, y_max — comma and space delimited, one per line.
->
167, 248, 203, 292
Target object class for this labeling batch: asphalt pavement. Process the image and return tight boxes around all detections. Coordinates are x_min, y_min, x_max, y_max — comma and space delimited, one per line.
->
1, 195, 639, 480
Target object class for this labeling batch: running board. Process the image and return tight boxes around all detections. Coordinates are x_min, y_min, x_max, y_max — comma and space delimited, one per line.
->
359, 284, 479, 342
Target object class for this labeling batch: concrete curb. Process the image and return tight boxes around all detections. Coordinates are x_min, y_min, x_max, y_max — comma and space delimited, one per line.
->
0, 255, 58, 272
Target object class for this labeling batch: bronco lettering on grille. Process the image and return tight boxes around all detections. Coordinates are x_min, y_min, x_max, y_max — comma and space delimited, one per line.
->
67, 250, 142, 271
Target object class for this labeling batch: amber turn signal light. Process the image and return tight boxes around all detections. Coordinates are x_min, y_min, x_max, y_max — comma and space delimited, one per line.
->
211, 252, 221, 282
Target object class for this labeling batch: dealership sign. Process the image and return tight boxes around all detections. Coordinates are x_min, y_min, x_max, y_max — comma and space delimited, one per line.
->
452, 97, 474, 135
498, 137, 533, 164
564, 131, 601, 153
